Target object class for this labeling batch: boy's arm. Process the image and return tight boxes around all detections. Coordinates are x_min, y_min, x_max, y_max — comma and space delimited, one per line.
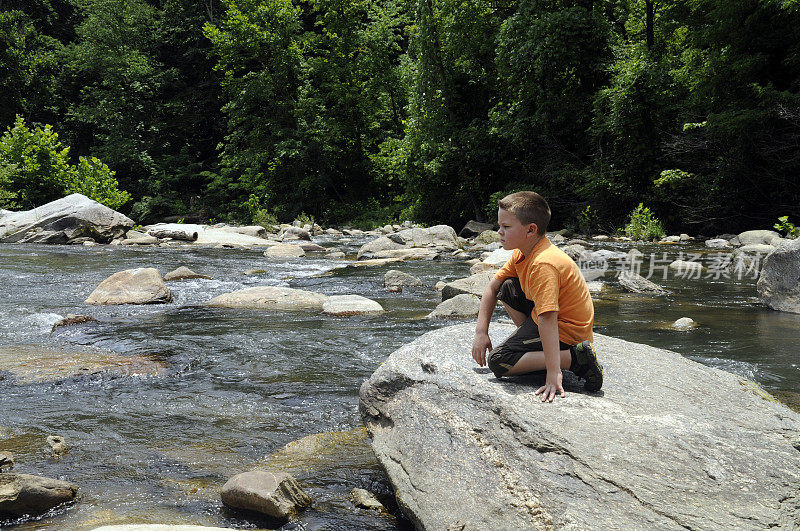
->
472, 277, 502, 367
534, 310, 565, 402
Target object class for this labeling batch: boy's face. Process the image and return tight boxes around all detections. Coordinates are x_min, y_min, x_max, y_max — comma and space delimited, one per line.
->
497, 208, 537, 251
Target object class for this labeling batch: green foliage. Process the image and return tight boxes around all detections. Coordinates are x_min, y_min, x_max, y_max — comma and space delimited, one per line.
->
774, 216, 799, 239
295, 212, 315, 227
0, 116, 130, 209
624, 203, 665, 241
577, 205, 597, 235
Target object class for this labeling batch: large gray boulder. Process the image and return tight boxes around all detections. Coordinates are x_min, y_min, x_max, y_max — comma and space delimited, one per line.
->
356, 236, 405, 260
734, 229, 782, 246
207, 286, 328, 311
220, 470, 311, 520
359, 323, 800, 530
0, 473, 78, 515
757, 238, 800, 313
358, 225, 459, 260
384, 270, 424, 292
441, 272, 495, 301
459, 220, 494, 238
85, 268, 172, 305
0, 193, 133, 243
427, 294, 480, 319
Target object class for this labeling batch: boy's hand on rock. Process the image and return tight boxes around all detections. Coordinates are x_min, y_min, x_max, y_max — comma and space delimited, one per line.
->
535, 371, 565, 402
471, 332, 492, 367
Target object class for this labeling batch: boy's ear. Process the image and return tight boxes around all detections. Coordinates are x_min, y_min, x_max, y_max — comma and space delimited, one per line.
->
527, 223, 539, 237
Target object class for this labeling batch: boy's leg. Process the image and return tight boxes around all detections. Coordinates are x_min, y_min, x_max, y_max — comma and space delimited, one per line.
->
501, 301, 528, 327
496, 278, 534, 328
487, 316, 572, 377
503, 348, 572, 375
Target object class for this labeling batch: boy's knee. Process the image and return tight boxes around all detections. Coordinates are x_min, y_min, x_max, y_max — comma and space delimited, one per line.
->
487, 348, 513, 378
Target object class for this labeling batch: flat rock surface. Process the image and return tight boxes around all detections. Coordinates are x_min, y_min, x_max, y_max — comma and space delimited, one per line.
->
441, 272, 494, 301
322, 295, 384, 316
359, 323, 800, 530
220, 470, 310, 519
164, 266, 211, 281
427, 294, 480, 319
206, 286, 328, 311
0, 345, 167, 384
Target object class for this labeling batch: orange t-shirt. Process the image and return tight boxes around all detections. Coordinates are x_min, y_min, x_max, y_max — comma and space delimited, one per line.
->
494, 236, 594, 345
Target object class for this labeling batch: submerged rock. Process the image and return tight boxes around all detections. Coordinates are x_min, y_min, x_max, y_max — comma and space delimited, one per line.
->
349, 488, 385, 511
618, 271, 667, 295
259, 428, 378, 477
0, 193, 133, 244
384, 270, 424, 292
164, 266, 211, 281
0, 473, 78, 515
0, 345, 167, 384
757, 238, 800, 313
85, 268, 172, 305
207, 286, 327, 311
0, 451, 13, 471
50, 314, 98, 334
46, 435, 68, 458
323, 295, 384, 316
672, 317, 696, 330
220, 471, 310, 520
359, 323, 800, 530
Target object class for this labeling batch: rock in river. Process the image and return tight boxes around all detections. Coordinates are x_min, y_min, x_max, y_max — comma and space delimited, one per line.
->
164, 266, 211, 281
207, 286, 328, 311
264, 243, 306, 258
359, 323, 800, 530
85, 268, 172, 305
0, 473, 78, 516
220, 470, 311, 520
0, 193, 133, 244
384, 270, 424, 292
757, 238, 800, 314
427, 294, 480, 319
441, 272, 494, 301
322, 295, 384, 316
618, 271, 667, 295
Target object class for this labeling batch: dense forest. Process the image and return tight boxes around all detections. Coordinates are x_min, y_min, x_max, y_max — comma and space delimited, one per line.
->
1, 0, 799, 233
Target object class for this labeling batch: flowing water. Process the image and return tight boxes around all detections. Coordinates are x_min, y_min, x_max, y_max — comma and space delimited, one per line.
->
0, 236, 798, 530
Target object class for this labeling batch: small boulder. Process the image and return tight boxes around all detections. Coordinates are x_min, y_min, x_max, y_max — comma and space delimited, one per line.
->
369, 248, 439, 261
384, 270, 424, 292
679, 233, 693, 241
441, 272, 495, 301
592, 235, 610, 241
459, 220, 494, 238
349, 488, 385, 511
356, 236, 405, 259
672, 317, 696, 330
164, 266, 212, 281
0, 451, 13, 471
618, 271, 667, 295
0, 473, 78, 516
549, 233, 566, 244
668, 259, 704, 276
47, 435, 68, 458
298, 242, 326, 252
474, 230, 501, 244
660, 235, 681, 243
265, 244, 306, 258
705, 238, 731, 249
481, 248, 514, 267
735, 230, 782, 247
562, 244, 589, 262
207, 287, 328, 311
85, 268, 172, 305
324, 251, 345, 259
427, 294, 481, 319
220, 470, 311, 520
120, 234, 159, 245
279, 226, 312, 241
434, 281, 446, 291
215, 225, 268, 238
757, 238, 800, 313
322, 295, 384, 316
470, 262, 498, 275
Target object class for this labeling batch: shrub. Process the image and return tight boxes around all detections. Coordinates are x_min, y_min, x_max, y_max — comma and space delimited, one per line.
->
774, 216, 799, 239
624, 203, 665, 241
0, 116, 131, 209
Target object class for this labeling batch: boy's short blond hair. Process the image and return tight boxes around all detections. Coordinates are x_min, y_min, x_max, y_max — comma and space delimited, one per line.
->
498, 191, 551, 234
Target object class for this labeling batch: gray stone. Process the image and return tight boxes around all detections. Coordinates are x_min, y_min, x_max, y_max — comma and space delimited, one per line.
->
264, 243, 306, 258
47, 435, 68, 458
384, 270, 424, 292
427, 294, 481, 319
481, 248, 514, 266
592, 234, 610, 241
591, 249, 627, 260
214, 225, 268, 238
562, 244, 589, 262
359, 226, 459, 259
668, 259, 705, 276
672, 317, 696, 330
359, 323, 800, 531
207, 287, 327, 311
347, 257, 405, 268
349, 488, 385, 511
679, 233, 693, 241
324, 251, 345, 259
356, 236, 405, 260
441, 272, 494, 301
279, 226, 312, 241
548, 233, 566, 244
474, 230, 501, 244
120, 234, 159, 245
322, 295, 384, 316
459, 220, 494, 238
220, 470, 310, 520
661, 235, 681, 243
298, 242, 326, 252
618, 271, 667, 295
0, 193, 133, 244
85, 268, 172, 305
0, 451, 14, 471
51, 313, 98, 333
736, 230, 782, 246
757, 238, 800, 313
199, 228, 276, 247
164, 266, 211, 281
0, 473, 78, 515
469, 262, 498, 275
369, 248, 439, 261
705, 238, 731, 249
566, 239, 590, 246
91, 526, 234, 531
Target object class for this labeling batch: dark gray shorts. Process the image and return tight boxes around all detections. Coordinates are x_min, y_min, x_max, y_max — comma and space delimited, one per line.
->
488, 277, 572, 377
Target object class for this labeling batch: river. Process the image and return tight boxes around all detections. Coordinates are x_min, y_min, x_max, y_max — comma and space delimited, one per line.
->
1, 235, 798, 529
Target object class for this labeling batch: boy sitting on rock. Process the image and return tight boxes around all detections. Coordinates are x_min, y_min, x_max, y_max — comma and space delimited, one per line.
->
471, 191, 603, 401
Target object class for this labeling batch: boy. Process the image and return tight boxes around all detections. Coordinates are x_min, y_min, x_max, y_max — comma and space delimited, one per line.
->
471, 191, 603, 402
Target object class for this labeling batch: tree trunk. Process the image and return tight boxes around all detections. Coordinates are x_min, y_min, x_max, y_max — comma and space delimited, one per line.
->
645, 0, 655, 49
